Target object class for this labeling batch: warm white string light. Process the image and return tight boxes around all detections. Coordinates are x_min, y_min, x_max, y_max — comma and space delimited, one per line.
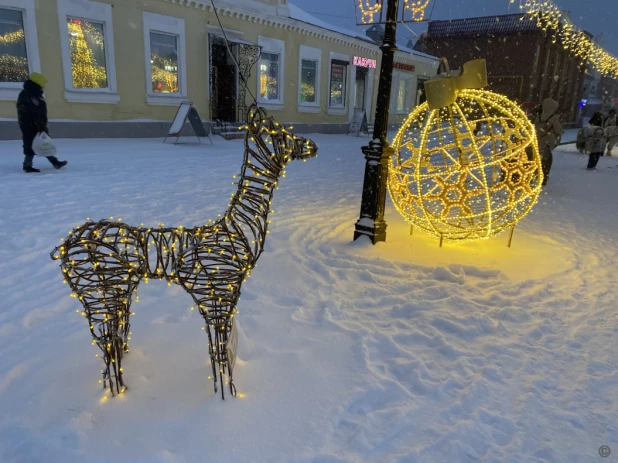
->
514, 0, 618, 79
389, 88, 543, 243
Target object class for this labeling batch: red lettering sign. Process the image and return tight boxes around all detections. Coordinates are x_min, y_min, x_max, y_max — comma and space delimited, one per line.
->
393, 62, 416, 72
354, 56, 377, 68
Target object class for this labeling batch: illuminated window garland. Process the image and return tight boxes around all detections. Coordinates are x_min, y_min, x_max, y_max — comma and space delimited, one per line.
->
0, 9, 28, 83
67, 19, 108, 89
0, 54, 28, 82
150, 32, 179, 94
388, 88, 544, 243
0, 29, 24, 45
513, 0, 618, 79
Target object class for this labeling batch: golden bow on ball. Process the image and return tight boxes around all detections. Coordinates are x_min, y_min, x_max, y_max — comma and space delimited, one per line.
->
424, 58, 488, 109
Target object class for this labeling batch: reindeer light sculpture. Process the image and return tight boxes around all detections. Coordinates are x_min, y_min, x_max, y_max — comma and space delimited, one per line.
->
51, 107, 317, 399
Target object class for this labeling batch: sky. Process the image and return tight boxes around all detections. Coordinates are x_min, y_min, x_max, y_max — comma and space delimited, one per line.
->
290, 0, 618, 56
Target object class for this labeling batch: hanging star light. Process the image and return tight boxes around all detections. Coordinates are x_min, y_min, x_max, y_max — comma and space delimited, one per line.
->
388, 59, 543, 244
514, 0, 618, 79
356, 0, 434, 24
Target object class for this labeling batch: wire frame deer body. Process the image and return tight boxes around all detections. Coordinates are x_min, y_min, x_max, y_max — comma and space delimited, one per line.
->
51, 108, 317, 399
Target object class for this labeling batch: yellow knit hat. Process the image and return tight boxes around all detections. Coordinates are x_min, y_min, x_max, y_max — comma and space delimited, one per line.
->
29, 72, 48, 88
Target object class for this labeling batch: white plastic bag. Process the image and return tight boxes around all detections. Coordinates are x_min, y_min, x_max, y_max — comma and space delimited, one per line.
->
32, 132, 57, 157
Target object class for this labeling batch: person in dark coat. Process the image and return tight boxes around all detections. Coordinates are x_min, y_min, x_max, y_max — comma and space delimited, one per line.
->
534, 98, 562, 186
583, 113, 606, 170
17, 73, 67, 173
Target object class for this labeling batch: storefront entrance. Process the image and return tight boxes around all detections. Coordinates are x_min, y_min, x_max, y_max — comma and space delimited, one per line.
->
209, 34, 260, 124
355, 67, 368, 111
210, 38, 237, 122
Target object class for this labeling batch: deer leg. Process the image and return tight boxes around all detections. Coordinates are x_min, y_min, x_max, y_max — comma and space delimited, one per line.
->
85, 285, 136, 396
62, 241, 139, 397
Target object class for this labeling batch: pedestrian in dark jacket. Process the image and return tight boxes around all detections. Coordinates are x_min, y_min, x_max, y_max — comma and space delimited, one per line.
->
603, 109, 617, 156
534, 98, 562, 185
17, 73, 67, 173
583, 114, 606, 170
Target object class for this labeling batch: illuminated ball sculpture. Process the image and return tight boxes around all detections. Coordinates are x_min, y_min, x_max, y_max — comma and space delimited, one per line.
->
388, 59, 543, 243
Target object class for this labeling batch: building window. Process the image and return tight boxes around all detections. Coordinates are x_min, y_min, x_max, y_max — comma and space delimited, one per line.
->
329, 60, 348, 107
143, 12, 186, 105
57, 0, 118, 103
257, 35, 284, 107
0, 8, 28, 83
396, 77, 407, 112
300, 59, 317, 103
150, 32, 178, 94
67, 18, 108, 89
298, 45, 321, 111
260, 52, 279, 101
0, 0, 40, 101
416, 76, 428, 106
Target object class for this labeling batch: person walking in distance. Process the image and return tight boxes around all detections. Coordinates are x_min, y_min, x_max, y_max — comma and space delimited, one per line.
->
534, 98, 562, 185
17, 73, 67, 173
583, 111, 606, 171
603, 109, 617, 156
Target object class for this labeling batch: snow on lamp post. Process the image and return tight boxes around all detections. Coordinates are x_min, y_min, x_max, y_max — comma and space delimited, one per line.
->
353, 0, 435, 244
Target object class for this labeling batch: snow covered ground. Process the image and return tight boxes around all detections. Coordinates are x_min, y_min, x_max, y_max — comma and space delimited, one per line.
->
0, 131, 617, 463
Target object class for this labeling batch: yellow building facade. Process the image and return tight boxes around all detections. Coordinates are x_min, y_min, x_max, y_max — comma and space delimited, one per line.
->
0, 0, 439, 138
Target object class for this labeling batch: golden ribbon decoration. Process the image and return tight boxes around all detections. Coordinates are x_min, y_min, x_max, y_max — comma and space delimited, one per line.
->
424, 58, 488, 109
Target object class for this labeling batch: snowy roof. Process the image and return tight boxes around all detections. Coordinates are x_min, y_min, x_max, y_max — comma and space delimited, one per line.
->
427, 13, 540, 38
396, 42, 440, 62
288, 3, 375, 45
288, 3, 438, 63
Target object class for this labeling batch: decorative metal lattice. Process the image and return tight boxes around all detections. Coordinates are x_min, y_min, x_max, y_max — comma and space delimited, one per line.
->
237, 43, 261, 122
208, 34, 260, 123
51, 107, 318, 399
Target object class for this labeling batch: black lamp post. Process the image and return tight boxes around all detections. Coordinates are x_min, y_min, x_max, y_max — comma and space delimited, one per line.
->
353, 0, 401, 244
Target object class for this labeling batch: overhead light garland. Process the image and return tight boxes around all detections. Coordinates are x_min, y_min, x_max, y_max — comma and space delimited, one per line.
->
513, 0, 618, 79
388, 59, 543, 244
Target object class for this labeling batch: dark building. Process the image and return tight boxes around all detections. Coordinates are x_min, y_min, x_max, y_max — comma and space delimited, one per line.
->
418, 13, 588, 124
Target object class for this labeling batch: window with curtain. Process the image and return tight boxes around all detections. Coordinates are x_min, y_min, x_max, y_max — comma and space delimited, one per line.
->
150, 32, 178, 93
67, 17, 108, 89
397, 77, 410, 112
300, 59, 317, 104
259, 52, 279, 101
329, 60, 347, 107
0, 8, 28, 82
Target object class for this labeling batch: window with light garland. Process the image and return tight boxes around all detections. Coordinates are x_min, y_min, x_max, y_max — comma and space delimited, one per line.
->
329, 60, 347, 107
67, 17, 108, 89
0, 7, 28, 83
259, 52, 279, 101
150, 31, 179, 94
300, 59, 317, 104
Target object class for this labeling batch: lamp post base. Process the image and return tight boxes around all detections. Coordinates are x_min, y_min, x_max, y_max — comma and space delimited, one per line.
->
353, 219, 387, 244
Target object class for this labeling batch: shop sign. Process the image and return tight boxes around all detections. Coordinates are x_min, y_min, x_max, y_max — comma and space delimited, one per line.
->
354, 56, 377, 68
394, 62, 416, 72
